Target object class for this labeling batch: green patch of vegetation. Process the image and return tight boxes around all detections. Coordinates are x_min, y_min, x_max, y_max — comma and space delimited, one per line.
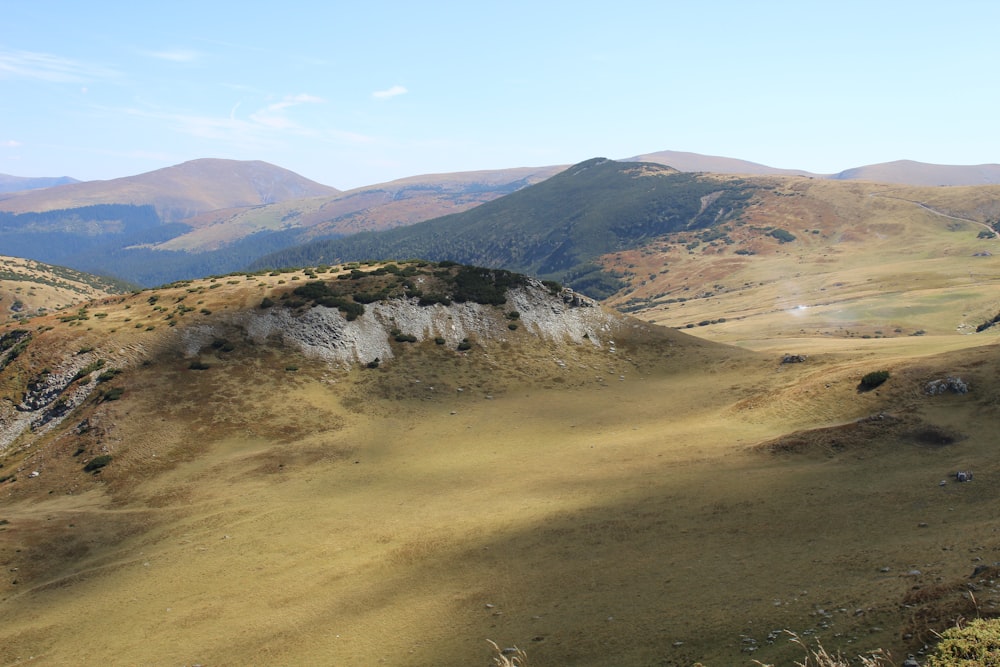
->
99, 386, 124, 402
976, 312, 1000, 332
71, 358, 106, 383
769, 228, 797, 243
924, 618, 1000, 666
450, 266, 526, 305
291, 281, 366, 320
83, 455, 112, 473
58, 307, 90, 322
859, 370, 890, 391
0, 330, 32, 371
96, 369, 121, 383
249, 162, 756, 299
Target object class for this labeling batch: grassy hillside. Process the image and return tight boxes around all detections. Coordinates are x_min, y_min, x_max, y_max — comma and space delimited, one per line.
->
0, 159, 338, 221
601, 178, 1000, 348
0, 255, 130, 322
1, 263, 998, 665
252, 159, 758, 298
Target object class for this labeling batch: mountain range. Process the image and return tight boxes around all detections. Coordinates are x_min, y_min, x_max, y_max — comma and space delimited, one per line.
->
0, 151, 999, 290
1, 144, 1000, 664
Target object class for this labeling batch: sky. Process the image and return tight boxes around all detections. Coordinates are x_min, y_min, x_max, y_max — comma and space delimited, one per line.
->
2, 1, 999, 190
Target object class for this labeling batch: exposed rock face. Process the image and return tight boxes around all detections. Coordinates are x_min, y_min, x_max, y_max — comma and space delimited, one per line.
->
0, 358, 105, 450
204, 279, 619, 368
925, 377, 969, 395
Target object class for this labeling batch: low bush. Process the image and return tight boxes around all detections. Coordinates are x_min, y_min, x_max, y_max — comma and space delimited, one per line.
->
83, 455, 112, 473
859, 370, 890, 391
924, 618, 1000, 666
99, 386, 124, 402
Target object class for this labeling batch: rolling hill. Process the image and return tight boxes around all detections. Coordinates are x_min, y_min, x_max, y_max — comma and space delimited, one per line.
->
0, 260, 998, 665
0, 256, 129, 322
0, 174, 79, 195
0, 158, 338, 221
252, 159, 760, 297
2, 153, 1000, 291
0, 161, 562, 287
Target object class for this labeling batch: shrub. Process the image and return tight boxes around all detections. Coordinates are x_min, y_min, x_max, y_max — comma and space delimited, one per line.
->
457, 339, 472, 351
769, 228, 797, 243
99, 386, 124, 402
924, 618, 1000, 666
260, 297, 275, 309
96, 369, 121, 383
366, 358, 380, 369
859, 370, 890, 391
83, 455, 112, 473
189, 360, 210, 370
71, 359, 106, 382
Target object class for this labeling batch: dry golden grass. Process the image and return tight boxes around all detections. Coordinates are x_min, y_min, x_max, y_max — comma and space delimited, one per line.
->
0, 254, 999, 665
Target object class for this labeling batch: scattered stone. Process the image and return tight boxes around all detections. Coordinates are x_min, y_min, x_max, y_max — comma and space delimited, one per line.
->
781, 354, 807, 364
956, 470, 973, 482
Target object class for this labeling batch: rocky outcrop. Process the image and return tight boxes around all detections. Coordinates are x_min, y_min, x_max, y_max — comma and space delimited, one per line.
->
925, 377, 969, 395
181, 279, 620, 368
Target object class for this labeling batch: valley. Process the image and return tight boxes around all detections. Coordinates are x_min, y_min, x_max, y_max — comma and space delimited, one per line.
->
0, 259, 996, 665
0, 155, 999, 665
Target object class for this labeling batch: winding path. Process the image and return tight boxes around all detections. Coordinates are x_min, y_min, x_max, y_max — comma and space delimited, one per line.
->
871, 192, 998, 239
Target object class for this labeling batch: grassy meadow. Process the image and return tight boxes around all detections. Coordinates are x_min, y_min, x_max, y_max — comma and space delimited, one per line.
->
2, 174, 1000, 665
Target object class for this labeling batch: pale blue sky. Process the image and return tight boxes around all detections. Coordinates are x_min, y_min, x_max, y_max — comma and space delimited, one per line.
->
1, 1, 997, 189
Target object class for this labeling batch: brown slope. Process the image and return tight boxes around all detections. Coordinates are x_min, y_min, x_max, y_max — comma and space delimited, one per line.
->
154, 164, 565, 251
0, 255, 124, 321
626, 149, 817, 176
832, 159, 1000, 186
1, 263, 998, 664
602, 175, 1000, 344
0, 159, 339, 222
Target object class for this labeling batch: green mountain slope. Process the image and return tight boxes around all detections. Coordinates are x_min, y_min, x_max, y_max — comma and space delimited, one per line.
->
251, 158, 758, 297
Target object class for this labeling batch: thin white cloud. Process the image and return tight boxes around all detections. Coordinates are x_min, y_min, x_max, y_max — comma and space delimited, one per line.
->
0, 48, 119, 83
112, 94, 371, 153
249, 94, 324, 130
143, 49, 202, 63
3, 140, 22, 148
373, 85, 408, 100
